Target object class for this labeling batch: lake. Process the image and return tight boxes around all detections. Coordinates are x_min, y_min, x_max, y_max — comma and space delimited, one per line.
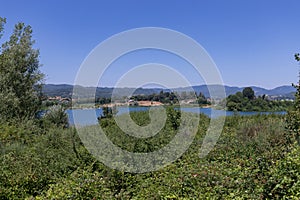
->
67, 106, 286, 126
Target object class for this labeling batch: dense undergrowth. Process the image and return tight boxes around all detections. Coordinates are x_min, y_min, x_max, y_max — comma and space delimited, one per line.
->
0, 110, 299, 199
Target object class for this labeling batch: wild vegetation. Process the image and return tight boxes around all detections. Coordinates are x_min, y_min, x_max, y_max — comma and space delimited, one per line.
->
95, 91, 211, 106
128, 91, 179, 105
225, 87, 293, 111
0, 18, 300, 199
1, 111, 299, 199
0, 18, 43, 121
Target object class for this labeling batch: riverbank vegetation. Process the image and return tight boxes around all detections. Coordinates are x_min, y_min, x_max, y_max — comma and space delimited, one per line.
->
1, 111, 300, 199
225, 87, 293, 112
1, 18, 300, 199
95, 90, 211, 107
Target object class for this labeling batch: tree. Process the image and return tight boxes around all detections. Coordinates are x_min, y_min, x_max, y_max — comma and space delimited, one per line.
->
286, 53, 300, 145
225, 88, 288, 112
0, 17, 44, 120
0, 18, 5, 38
42, 105, 69, 128
100, 105, 117, 119
295, 53, 300, 62
166, 106, 181, 130
197, 92, 210, 105
242, 87, 255, 100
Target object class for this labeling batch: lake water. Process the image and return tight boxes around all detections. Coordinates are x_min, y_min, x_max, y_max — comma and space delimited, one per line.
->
67, 106, 285, 126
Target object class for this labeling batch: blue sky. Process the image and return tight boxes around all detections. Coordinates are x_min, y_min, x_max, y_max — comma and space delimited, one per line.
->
0, 0, 300, 89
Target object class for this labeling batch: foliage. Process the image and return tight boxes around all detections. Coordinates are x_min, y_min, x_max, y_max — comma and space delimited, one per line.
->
0, 125, 86, 199
226, 87, 293, 111
286, 53, 300, 145
242, 87, 255, 100
263, 145, 300, 199
197, 92, 211, 106
128, 91, 211, 106
42, 105, 69, 128
0, 17, 5, 38
96, 107, 183, 153
20, 113, 296, 199
130, 91, 179, 105
166, 106, 181, 130
40, 99, 71, 110
95, 97, 111, 105
99, 105, 117, 120
0, 17, 44, 121
0, 108, 299, 199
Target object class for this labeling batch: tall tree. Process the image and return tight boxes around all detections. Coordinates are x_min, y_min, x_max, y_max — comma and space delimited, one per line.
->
0, 17, 44, 120
242, 87, 255, 100
286, 53, 300, 145
0, 18, 5, 39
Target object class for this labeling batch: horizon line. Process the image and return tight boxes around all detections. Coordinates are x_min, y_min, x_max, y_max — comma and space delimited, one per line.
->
43, 82, 294, 90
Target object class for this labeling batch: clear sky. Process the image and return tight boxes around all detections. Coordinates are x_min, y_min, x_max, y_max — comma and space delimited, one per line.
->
0, 0, 300, 89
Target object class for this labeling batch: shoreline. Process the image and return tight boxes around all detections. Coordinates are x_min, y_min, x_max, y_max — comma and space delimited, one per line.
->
71, 101, 213, 110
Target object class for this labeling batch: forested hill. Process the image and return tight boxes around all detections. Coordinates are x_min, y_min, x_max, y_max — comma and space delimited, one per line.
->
42, 84, 296, 99
42, 84, 170, 98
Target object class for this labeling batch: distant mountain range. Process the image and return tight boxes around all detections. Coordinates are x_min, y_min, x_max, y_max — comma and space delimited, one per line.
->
42, 84, 296, 99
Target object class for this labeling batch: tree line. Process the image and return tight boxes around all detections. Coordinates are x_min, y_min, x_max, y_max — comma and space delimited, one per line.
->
95, 91, 211, 106
225, 87, 293, 111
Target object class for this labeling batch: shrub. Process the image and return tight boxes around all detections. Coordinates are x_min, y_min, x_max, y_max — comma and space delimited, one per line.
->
263, 145, 300, 198
0, 126, 85, 199
42, 105, 69, 128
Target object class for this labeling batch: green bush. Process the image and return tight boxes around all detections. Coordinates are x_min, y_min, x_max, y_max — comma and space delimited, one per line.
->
30, 114, 297, 199
42, 105, 69, 128
1, 111, 299, 199
263, 145, 300, 199
0, 125, 85, 199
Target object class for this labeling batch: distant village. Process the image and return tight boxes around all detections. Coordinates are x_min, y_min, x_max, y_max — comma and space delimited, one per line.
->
44, 93, 294, 110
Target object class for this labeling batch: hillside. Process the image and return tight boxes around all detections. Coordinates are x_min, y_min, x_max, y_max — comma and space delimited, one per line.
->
42, 84, 296, 99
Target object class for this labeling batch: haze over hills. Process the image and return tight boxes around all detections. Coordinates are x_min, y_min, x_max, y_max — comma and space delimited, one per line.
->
42, 84, 296, 99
